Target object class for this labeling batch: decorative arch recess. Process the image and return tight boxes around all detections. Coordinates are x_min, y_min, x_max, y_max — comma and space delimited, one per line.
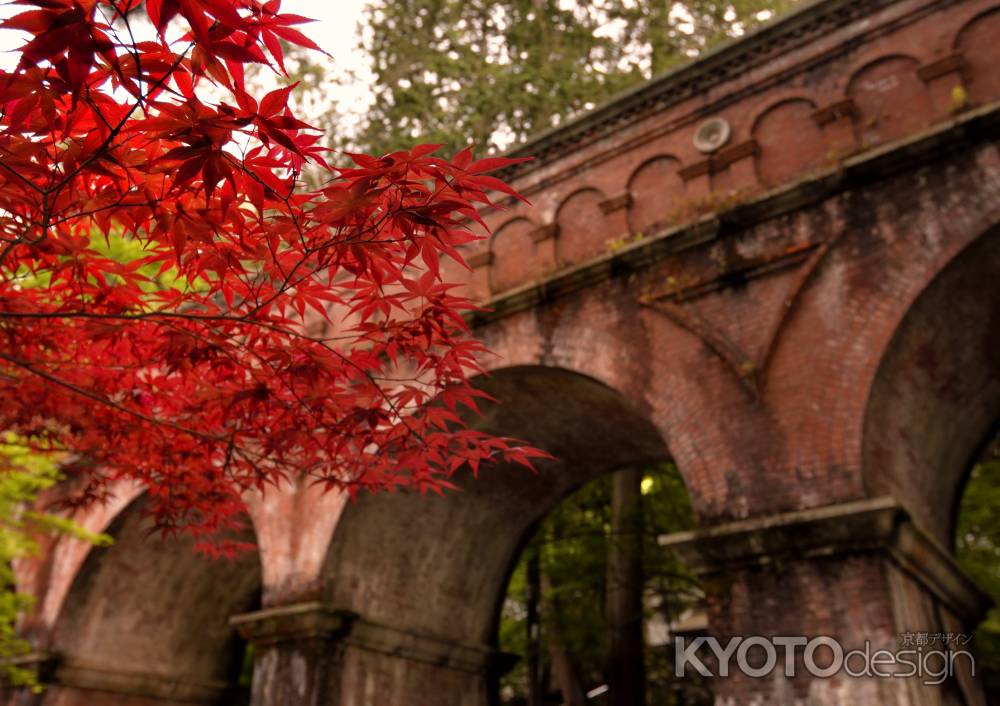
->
955, 7, 1000, 104
751, 98, 824, 184
626, 156, 683, 236
556, 189, 608, 268
322, 366, 678, 644
490, 217, 537, 294
847, 54, 931, 146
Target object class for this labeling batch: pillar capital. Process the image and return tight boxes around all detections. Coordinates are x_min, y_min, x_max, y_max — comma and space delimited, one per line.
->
230, 601, 355, 646
231, 601, 514, 675
661, 497, 991, 705
659, 496, 990, 625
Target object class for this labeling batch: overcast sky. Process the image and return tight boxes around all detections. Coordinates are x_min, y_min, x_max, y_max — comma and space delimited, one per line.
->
287, 0, 372, 99
297, 0, 368, 46
282, 0, 376, 130
0, 1, 375, 109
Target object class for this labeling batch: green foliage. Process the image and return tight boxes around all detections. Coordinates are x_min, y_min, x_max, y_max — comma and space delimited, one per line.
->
0, 436, 111, 688
12, 230, 193, 295
498, 463, 702, 705
955, 458, 1000, 672
238, 642, 255, 688
358, 0, 799, 155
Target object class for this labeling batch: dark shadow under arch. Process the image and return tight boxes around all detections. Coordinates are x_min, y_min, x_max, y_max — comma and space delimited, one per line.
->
46, 497, 261, 704
323, 366, 675, 646
862, 225, 1000, 546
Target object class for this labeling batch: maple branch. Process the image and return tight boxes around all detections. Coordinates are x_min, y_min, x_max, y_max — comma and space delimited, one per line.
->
0, 0, 536, 537
0, 352, 224, 443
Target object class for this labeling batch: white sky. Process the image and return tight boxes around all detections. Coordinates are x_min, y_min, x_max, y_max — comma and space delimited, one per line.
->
0, 1, 375, 120
298, 0, 369, 46
0, 2, 370, 58
266, 0, 377, 140
285, 0, 374, 115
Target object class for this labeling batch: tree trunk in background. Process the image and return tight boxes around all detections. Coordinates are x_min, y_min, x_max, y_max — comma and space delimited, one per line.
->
541, 571, 588, 706
526, 546, 544, 706
606, 468, 646, 706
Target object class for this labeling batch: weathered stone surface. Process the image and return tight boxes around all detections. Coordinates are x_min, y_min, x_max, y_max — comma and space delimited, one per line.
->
661, 498, 990, 704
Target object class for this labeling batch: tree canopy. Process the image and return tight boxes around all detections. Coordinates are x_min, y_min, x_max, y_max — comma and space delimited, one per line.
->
357, 0, 798, 155
0, 0, 541, 548
955, 450, 1000, 674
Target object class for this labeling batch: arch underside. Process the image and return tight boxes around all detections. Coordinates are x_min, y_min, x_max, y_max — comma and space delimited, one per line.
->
45, 498, 261, 705
862, 227, 1000, 545
324, 366, 672, 646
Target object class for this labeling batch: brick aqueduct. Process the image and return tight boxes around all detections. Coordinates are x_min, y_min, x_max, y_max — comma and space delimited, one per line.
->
6, 0, 1000, 704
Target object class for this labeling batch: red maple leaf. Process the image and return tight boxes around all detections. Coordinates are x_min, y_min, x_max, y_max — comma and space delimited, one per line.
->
0, 0, 539, 543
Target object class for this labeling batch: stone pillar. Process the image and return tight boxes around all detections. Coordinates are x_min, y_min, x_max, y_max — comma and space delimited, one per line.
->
232, 602, 515, 706
338, 619, 511, 706
660, 497, 990, 706
231, 602, 353, 706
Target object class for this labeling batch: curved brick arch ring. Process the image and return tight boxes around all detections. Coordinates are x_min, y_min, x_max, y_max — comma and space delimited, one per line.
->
317, 365, 680, 704
43, 495, 261, 704
861, 225, 1000, 547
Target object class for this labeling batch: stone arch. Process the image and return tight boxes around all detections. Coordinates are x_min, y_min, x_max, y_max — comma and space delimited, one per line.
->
626, 155, 682, 236
489, 217, 537, 294
954, 6, 1000, 105
43, 496, 262, 705
847, 54, 931, 147
861, 227, 1000, 547
555, 188, 607, 268
321, 365, 679, 706
14, 480, 145, 640
750, 97, 824, 185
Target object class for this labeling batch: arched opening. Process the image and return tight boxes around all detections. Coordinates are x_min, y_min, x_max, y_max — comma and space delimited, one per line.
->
43, 497, 262, 706
322, 366, 696, 706
494, 462, 706, 706
863, 226, 1000, 702
862, 227, 1000, 544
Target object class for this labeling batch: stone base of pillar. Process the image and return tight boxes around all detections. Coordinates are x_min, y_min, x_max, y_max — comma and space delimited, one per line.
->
231, 602, 516, 706
230, 602, 352, 706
